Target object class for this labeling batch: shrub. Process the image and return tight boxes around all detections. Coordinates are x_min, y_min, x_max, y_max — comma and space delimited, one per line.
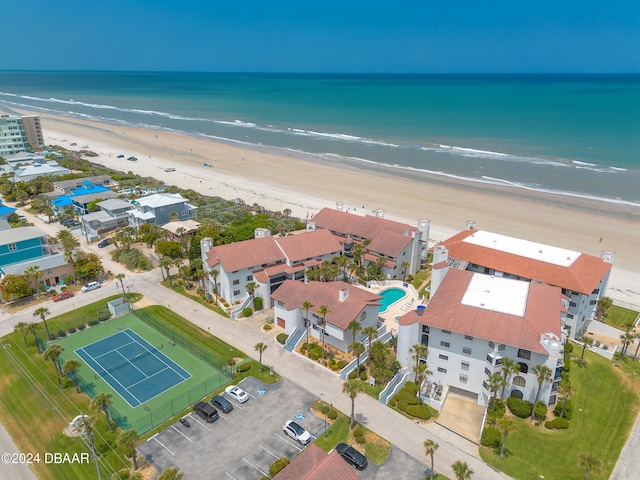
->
328, 358, 336, 368
319, 404, 330, 414
263, 324, 273, 331
534, 402, 548, 420
360, 371, 368, 381
112, 248, 153, 271
97, 309, 111, 322
355, 435, 365, 444
78, 324, 86, 331
545, 418, 570, 430
488, 400, 506, 424
481, 426, 502, 447
269, 458, 290, 477
88, 319, 99, 326
57, 330, 67, 338
242, 307, 253, 317
507, 397, 533, 418
236, 362, 252, 373
300, 343, 307, 353
327, 410, 338, 420
254, 297, 263, 310
405, 404, 431, 420
404, 382, 419, 395
397, 400, 408, 412
337, 360, 348, 369
554, 399, 573, 420
276, 333, 289, 345
353, 425, 363, 437
349, 369, 357, 380
67, 326, 77, 334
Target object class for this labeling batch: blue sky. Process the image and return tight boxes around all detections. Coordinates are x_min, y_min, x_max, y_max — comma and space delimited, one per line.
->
5, 0, 639, 72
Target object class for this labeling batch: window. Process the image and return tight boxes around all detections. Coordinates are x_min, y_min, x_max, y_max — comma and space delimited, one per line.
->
440, 341, 450, 348
459, 374, 468, 383
232, 279, 240, 285
590, 300, 597, 305
569, 301, 577, 308
8, 243, 16, 251
484, 367, 491, 376
360, 311, 366, 320
247, 275, 254, 281
517, 362, 529, 374
442, 329, 451, 334
464, 335, 473, 341
463, 347, 472, 355
488, 341, 495, 349
233, 290, 240, 295
513, 376, 526, 387
592, 288, 600, 295
438, 354, 449, 361
46, 269, 52, 274
498, 344, 506, 351
461, 361, 470, 371
567, 313, 574, 319
437, 367, 447, 373
517, 349, 531, 360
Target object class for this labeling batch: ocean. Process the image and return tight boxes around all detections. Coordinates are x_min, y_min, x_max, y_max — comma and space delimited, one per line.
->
0, 72, 638, 207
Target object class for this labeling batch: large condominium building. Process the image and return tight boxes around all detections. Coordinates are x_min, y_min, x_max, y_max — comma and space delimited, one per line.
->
0, 115, 44, 156
397, 269, 565, 408
434, 225, 614, 340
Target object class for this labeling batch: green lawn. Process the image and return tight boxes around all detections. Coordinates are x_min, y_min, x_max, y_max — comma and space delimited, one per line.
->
480, 351, 640, 479
168, 284, 229, 318
603, 305, 638, 331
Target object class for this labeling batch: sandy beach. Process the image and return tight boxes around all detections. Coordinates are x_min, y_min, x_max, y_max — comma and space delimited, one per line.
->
13, 109, 640, 305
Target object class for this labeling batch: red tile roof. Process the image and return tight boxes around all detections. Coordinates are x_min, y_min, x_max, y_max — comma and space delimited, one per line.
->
275, 229, 343, 263
310, 208, 363, 234
206, 236, 285, 272
272, 280, 381, 330
364, 253, 396, 269
366, 230, 412, 258
273, 444, 358, 480
399, 269, 562, 354
441, 230, 611, 295
311, 207, 416, 240
351, 214, 412, 239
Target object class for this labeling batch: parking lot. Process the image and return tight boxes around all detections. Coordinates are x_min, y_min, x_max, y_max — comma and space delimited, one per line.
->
138, 377, 429, 479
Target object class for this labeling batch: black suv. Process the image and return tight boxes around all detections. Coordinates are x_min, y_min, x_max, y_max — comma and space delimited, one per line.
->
210, 394, 233, 413
193, 401, 219, 423
336, 442, 368, 470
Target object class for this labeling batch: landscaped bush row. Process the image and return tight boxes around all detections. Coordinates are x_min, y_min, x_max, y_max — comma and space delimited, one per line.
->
353, 425, 365, 443
242, 307, 253, 317
269, 458, 290, 477
481, 426, 502, 447
507, 397, 534, 418
236, 362, 252, 373
534, 402, 548, 420
404, 404, 431, 419
50, 312, 111, 340
545, 417, 570, 429
348, 365, 367, 380
276, 333, 289, 345
554, 399, 573, 420
388, 382, 432, 420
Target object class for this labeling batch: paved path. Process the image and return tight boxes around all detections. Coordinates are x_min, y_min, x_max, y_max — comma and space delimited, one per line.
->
611, 410, 640, 479
0, 422, 38, 480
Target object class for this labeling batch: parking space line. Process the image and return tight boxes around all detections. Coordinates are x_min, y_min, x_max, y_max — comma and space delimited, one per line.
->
224, 473, 236, 480
188, 414, 212, 431
273, 432, 303, 452
171, 425, 194, 443
259, 445, 280, 460
152, 436, 175, 455
242, 458, 269, 477
224, 395, 244, 409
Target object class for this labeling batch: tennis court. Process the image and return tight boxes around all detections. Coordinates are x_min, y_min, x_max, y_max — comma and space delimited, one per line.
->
75, 329, 191, 408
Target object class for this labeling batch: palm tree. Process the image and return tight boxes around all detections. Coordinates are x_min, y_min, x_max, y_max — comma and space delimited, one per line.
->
14, 322, 29, 347
595, 296, 613, 321
24, 265, 42, 293
255, 342, 267, 371
497, 417, 516, 459
117, 429, 140, 470
245, 281, 257, 308
350, 341, 365, 376
33, 307, 52, 341
116, 273, 126, 297
579, 452, 602, 480
423, 439, 439, 480
633, 331, 640, 360
352, 243, 365, 268
302, 300, 313, 356
499, 358, 519, 400
361, 325, 379, 364
92, 392, 114, 431
343, 379, 364, 429
579, 337, 593, 368
531, 364, 552, 419
160, 256, 175, 287
210, 268, 219, 294
401, 261, 411, 281
158, 467, 184, 480
43, 344, 64, 390
26, 323, 43, 352
63, 358, 82, 393
620, 331, 635, 358
414, 362, 432, 400
317, 305, 331, 365
409, 343, 428, 382
558, 376, 575, 418
487, 372, 506, 411
451, 460, 474, 480
347, 319, 362, 346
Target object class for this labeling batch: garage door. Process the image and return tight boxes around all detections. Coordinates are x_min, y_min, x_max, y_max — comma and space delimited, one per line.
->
449, 386, 478, 401
277, 317, 285, 328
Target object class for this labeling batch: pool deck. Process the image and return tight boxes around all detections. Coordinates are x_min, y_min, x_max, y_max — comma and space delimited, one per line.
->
367, 280, 426, 333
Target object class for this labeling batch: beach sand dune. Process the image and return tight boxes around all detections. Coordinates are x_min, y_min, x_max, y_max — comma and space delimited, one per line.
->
20, 110, 640, 305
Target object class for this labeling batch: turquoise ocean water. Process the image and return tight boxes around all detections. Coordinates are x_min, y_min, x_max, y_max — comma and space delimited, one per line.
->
0, 72, 638, 207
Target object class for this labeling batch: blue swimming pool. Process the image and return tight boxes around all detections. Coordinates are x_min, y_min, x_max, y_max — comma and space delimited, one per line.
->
378, 287, 407, 313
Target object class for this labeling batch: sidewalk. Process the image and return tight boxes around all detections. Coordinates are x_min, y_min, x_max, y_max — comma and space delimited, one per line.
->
138, 283, 513, 480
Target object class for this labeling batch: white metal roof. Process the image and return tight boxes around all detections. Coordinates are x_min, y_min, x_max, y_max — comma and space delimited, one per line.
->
462, 230, 581, 267
461, 273, 529, 317
0, 226, 47, 246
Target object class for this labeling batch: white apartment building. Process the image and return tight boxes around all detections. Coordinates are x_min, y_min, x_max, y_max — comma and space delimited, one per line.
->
0, 115, 44, 156
397, 269, 565, 408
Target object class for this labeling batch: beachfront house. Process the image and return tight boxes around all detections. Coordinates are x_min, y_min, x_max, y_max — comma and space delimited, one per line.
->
201, 228, 343, 309
49, 181, 114, 215
396, 269, 565, 408
0, 199, 17, 229
272, 280, 381, 353
52, 175, 113, 195
435, 224, 614, 340
308, 205, 430, 281
80, 198, 134, 240
0, 226, 73, 291
11, 159, 70, 183
128, 192, 197, 229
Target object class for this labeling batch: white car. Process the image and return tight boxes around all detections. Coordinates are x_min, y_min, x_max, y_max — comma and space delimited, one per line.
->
283, 420, 311, 445
224, 385, 249, 403
81, 281, 101, 293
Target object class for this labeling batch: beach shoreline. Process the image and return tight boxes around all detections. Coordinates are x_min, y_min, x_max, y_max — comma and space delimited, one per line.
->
10, 107, 640, 305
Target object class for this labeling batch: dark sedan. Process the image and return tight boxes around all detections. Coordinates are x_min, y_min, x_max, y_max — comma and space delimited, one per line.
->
210, 394, 233, 413
336, 442, 368, 470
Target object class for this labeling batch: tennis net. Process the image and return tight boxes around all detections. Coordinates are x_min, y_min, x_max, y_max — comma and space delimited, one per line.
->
94, 343, 163, 379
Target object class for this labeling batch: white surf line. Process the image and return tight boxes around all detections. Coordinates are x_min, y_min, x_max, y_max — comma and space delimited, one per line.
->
224, 473, 237, 480
152, 436, 175, 455
242, 458, 269, 477
273, 432, 303, 452
259, 445, 280, 460
171, 425, 194, 443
